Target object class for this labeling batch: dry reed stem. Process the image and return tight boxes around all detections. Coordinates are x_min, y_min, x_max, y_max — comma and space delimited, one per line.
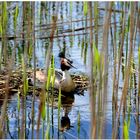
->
100, 2, 112, 138
113, 3, 135, 139
31, 2, 36, 139
112, 3, 117, 107
88, 2, 95, 139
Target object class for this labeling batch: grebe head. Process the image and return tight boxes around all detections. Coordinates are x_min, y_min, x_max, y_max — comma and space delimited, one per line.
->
58, 52, 65, 58
58, 52, 75, 71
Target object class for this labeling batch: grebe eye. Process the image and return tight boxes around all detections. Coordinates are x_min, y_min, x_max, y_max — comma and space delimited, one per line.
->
61, 59, 65, 64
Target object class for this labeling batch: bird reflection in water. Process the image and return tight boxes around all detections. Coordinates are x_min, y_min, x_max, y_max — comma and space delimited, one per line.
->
60, 93, 74, 132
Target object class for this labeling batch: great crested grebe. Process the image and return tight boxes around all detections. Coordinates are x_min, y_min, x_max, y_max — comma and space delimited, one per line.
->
30, 52, 76, 93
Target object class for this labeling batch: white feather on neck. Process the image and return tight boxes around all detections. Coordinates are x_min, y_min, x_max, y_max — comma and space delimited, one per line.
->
62, 70, 71, 80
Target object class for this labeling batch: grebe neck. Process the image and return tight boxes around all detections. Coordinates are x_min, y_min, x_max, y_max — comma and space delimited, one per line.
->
62, 70, 71, 80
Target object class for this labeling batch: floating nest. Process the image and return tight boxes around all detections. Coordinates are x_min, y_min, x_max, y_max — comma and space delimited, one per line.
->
0, 68, 89, 98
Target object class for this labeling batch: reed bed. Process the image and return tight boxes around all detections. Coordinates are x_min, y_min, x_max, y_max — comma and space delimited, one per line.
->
0, 1, 139, 139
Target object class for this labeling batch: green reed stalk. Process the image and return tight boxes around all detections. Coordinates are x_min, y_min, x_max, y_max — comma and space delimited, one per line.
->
123, 120, 129, 139
50, 55, 55, 138
44, 55, 55, 140
45, 122, 50, 139
123, 97, 131, 139
93, 43, 100, 75
93, 41, 102, 138
13, 5, 19, 67
42, 97, 46, 139
1, 2, 8, 65
83, 2, 88, 16
43, 66, 51, 138
40, 65, 53, 138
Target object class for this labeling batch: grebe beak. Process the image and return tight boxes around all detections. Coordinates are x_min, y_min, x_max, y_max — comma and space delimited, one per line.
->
64, 58, 76, 69
59, 52, 76, 69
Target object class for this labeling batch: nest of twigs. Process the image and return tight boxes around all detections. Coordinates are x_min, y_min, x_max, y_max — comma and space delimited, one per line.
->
0, 68, 89, 98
